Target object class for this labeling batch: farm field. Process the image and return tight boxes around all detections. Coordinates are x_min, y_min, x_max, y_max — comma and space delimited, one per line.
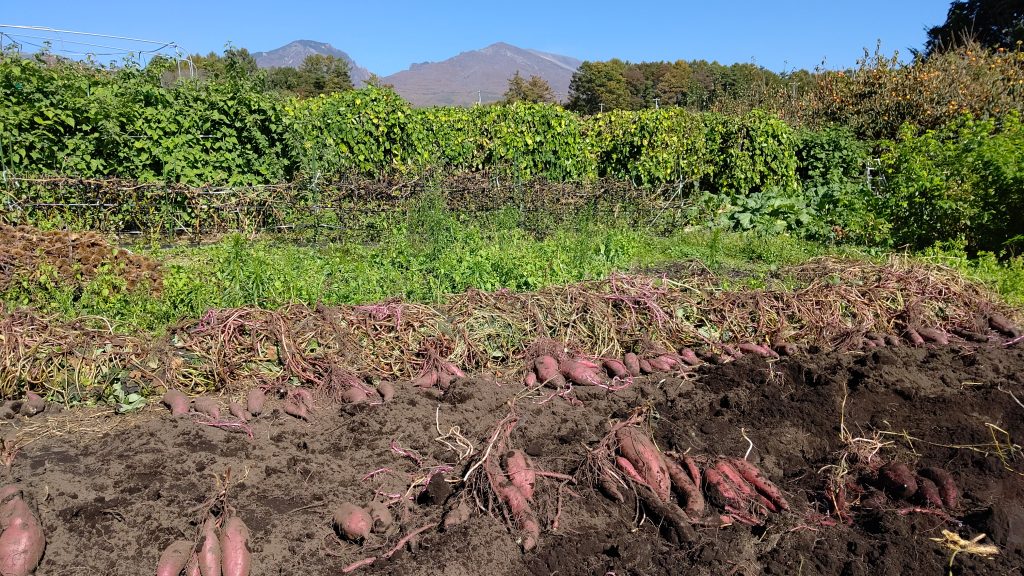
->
4, 314, 1024, 575
3, 5, 1024, 573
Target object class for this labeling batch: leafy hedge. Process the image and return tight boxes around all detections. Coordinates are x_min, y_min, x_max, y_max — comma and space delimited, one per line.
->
3, 53, 1024, 254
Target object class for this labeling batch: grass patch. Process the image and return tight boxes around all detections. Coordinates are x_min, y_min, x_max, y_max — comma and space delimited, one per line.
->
2, 198, 859, 332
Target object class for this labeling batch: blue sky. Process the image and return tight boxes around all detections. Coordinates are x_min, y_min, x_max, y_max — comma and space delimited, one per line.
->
2, 1, 952, 75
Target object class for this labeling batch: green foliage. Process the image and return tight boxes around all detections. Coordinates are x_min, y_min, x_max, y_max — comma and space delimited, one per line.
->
502, 72, 555, 104
0, 52, 292, 184
266, 54, 353, 98
926, 0, 1024, 55
878, 113, 1024, 252
286, 86, 421, 177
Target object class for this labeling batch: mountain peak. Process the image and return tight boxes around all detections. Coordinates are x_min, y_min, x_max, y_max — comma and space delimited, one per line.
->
383, 42, 581, 107
252, 40, 373, 86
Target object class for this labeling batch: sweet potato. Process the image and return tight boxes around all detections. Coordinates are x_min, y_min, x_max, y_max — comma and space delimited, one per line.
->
489, 473, 539, 551
282, 399, 309, 421
664, 456, 704, 517
953, 328, 989, 343
523, 370, 538, 388
341, 386, 369, 404
917, 467, 958, 508
904, 328, 925, 347
989, 313, 1020, 337
615, 427, 671, 502
772, 342, 799, 356
437, 370, 453, 391
185, 554, 200, 576
366, 501, 393, 533
292, 388, 315, 411
721, 344, 742, 359
703, 467, 741, 508
615, 456, 648, 486
883, 334, 901, 346
646, 357, 671, 373
656, 354, 680, 368
157, 540, 193, 576
679, 454, 701, 487
0, 486, 23, 507
442, 361, 465, 379
596, 470, 625, 503
879, 462, 917, 500
916, 327, 949, 345
559, 358, 603, 386
377, 381, 395, 403
0, 502, 44, 576
192, 398, 221, 419
17, 392, 45, 418
638, 358, 654, 374
162, 390, 190, 417
632, 483, 695, 545
219, 516, 251, 576
228, 402, 248, 422
728, 458, 790, 511
679, 348, 702, 366
534, 356, 566, 388
197, 517, 221, 576
602, 359, 629, 379
714, 461, 754, 499
737, 342, 777, 358
623, 353, 641, 377
411, 369, 438, 389
333, 503, 372, 542
914, 476, 944, 508
503, 450, 536, 502
245, 389, 265, 416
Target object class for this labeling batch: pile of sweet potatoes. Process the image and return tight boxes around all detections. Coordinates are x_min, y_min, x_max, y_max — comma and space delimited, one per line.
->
593, 421, 789, 537
156, 514, 251, 576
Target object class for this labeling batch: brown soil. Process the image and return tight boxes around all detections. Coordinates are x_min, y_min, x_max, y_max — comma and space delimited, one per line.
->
4, 342, 1024, 575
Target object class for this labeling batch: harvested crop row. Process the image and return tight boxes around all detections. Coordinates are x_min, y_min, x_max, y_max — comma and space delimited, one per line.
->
2, 257, 1019, 399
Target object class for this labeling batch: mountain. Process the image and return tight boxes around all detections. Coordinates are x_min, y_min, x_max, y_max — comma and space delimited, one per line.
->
382, 42, 582, 107
252, 40, 373, 87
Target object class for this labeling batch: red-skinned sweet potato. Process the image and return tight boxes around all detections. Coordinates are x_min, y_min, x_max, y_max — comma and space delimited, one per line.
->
615, 427, 671, 502
914, 476, 944, 508
703, 467, 741, 508
602, 358, 629, 379
534, 356, 566, 388
559, 358, 603, 386
185, 554, 200, 576
622, 353, 641, 377
879, 462, 917, 500
523, 371, 538, 388
917, 327, 949, 345
245, 389, 265, 416
282, 399, 309, 421
714, 461, 754, 499
664, 456, 704, 517
197, 517, 221, 576
411, 369, 438, 389
157, 540, 193, 576
737, 342, 778, 358
341, 386, 369, 404
162, 390, 190, 417
219, 516, 251, 576
638, 358, 654, 374
377, 381, 395, 403
904, 328, 925, 347
228, 402, 248, 422
503, 450, 537, 502
333, 503, 372, 542
679, 348, 702, 366
18, 392, 45, 417
442, 361, 465, 379
646, 357, 671, 373
728, 458, 790, 511
192, 398, 220, 419
0, 494, 43, 573
917, 467, 958, 508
